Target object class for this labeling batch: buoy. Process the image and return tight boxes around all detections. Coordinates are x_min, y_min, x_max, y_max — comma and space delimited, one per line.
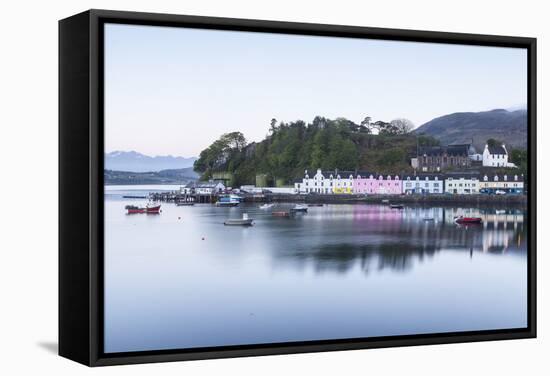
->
178, 217, 181, 220
202, 237, 205, 240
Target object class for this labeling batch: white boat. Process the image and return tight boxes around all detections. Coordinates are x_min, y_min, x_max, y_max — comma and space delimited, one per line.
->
290, 204, 308, 213
259, 203, 274, 209
224, 213, 254, 226
216, 194, 241, 207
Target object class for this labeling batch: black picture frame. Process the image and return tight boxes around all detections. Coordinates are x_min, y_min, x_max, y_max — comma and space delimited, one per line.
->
59, 9, 537, 367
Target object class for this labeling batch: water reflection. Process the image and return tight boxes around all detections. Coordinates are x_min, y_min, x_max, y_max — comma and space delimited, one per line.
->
104, 192, 528, 352
268, 205, 527, 275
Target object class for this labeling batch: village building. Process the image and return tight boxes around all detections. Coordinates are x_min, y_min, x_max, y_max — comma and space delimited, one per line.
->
240, 185, 298, 194
414, 144, 475, 172
295, 169, 333, 194
353, 173, 402, 194
479, 174, 524, 194
193, 181, 226, 195
402, 174, 444, 194
295, 169, 355, 194
332, 171, 355, 194
444, 172, 480, 194
482, 143, 516, 168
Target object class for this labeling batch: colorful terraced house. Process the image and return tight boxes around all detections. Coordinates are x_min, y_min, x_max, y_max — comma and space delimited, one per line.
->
354, 173, 402, 194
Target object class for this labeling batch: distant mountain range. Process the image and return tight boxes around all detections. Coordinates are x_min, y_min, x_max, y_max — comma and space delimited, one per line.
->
414, 108, 527, 150
105, 151, 197, 172
104, 167, 199, 185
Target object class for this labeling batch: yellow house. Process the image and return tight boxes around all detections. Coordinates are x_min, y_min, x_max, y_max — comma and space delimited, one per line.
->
332, 173, 354, 194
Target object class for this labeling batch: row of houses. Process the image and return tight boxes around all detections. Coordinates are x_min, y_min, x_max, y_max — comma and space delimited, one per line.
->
294, 169, 524, 195
411, 143, 517, 172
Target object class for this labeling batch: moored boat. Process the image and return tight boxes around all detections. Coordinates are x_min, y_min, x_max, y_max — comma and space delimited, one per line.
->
307, 203, 323, 207
125, 203, 161, 214
259, 203, 274, 209
217, 194, 241, 207
390, 204, 404, 209
454, 216, 482, 225
290, 204, 308, 213
125, 205, 145, 214
272, 211, 290, 217
145, 204, 161, 214
224, 213, 254, 226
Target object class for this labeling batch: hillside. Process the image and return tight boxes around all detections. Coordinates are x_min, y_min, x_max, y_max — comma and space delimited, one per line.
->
105, 151, 197, 172
194, 117, 439, 187
414, 109, 527, 150
104, 167, 199, 185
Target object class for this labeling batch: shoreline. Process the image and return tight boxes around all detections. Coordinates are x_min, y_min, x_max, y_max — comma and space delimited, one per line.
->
260, 193, 527, 206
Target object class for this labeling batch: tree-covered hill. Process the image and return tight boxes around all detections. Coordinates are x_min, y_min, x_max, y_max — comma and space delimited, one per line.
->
194, 116, 439, 187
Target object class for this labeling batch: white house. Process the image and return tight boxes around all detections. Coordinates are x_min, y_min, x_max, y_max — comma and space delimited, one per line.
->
295, 169, 354, 194
444, 173, 479, 194
295, 169, 330, 194
402, 174, 444, 194
194, 181, 225, 195
482, 143, 516, 168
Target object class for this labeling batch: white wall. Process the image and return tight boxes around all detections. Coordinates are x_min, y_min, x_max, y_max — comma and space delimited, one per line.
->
1, 1, 547, 376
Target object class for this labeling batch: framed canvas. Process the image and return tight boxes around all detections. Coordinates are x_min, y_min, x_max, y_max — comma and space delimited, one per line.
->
59, 9, 537, 366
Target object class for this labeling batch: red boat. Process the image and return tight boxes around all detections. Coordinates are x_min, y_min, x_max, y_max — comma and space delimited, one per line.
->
454, 216, 482, 225
125, 204, 161, 214
145, 205, 161, 214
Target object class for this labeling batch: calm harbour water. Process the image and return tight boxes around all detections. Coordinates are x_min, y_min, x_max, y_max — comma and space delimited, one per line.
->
104, 185, 528, 353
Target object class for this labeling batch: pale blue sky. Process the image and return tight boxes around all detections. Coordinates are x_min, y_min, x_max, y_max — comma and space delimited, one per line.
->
104, 23, 527, 157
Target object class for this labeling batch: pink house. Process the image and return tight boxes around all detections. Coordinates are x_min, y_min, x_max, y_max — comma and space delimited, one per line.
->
353, 174, 402, 195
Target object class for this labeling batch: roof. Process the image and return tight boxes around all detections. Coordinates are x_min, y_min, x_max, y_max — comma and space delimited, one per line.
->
195, 181, 224, 188
419, 144, 470, 157
487, 145, 507, 155
302, 169, 401, 179
481, 174, 524, 182
445, 171, 481, 179
314, 170, 356, 178
402, 173, 444, 180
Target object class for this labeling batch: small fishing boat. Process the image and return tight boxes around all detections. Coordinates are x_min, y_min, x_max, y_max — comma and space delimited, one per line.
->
423, 217, 435, 221
390, 204, 404, 209
381, 199, 390, 204
125, 205, 145, 214
290, 204, 308, 213
307, 203, 323, 207
495, 209, 506, 214
224, 213, 254, 226
125, 203, 161, 214
217, 194, 241, 207
454, 216, 482, 225
259, 203, 274, 209
145, 203, 161, 214
176, 202, 195, 206
272, 211, 290, 217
